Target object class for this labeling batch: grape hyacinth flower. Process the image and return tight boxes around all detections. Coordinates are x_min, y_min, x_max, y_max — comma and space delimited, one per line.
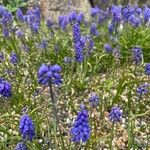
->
132, 46, 143, 65
72, 23, 84, 62
135, 7, 142, 15
64, 57, 72, 63
1, 10, 13, 26
68, 11, 77, 23
38, 64, 62, 85
39, 40, 48, 49
129, 15, 141, 27
30, 22, 39, 33
104, 43, 113, 53
0, 78, 11, 97
0, 5, 6, 17
113, 48, 121, 61
10, 52, 18, 65
90, 23, 99, 37
46, 18, 53, 29
136, 83, 149, 96
70, 105, 91, 142
58, 15, 69, 30
108, 21, 115, 34
73, 23, 81, 44
90, 6, 100, 17
77, 13, 84, 24
15, 142, 28, 150
16, 29, 24, 38
89, 93, 99, 107
111, 5, 122, 22
122, 6, 132, 21
25, 7, 41, 33
143, 6, 150, 23
19, 114, 35, 141
85, 35, 94, 55
2, 27, 9, 37
145, 63, 150, 76
109, 106, 122, 123
16, 8, 25, 22
74, 43, 84, 62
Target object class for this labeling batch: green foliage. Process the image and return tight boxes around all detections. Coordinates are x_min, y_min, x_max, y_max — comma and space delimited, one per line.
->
2, 0, 27, 12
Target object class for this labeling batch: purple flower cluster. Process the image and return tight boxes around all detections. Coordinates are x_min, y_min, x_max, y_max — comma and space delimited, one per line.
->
38, 64, 62, 85
16, 7, 41, 33
0, 6, 13, 37
46, 18, 53, 29
90, 6, 100, 17
136, 83, 149, 96
111, 5, 122, 22
0, 78, 11, 97
104, 43, 113, 53
16, 8, 25, 22
132, 47, 143, 65
108, 21, 115, 34
68, 11, 84, 24
58, 15, 69, 30
19, 114, 35, 141
89, 93, 99, 107
122, 6, 133, 21
143, 6, 150, 23
73, 23, 84, 62
90, 23, 99, 37
15, 29, 24, 38
85, 35, 94, 55
129, 14, 141, 27
68, 11, 77, 23
145, 63, 150, 75
10, 52, 18, 65
109, 106, 122, 123
15, 142, 28, 150
70, 105, 91, 142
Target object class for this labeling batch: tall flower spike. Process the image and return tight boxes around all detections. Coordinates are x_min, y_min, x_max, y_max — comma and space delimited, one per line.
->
143, 6, 150, 23
0, 78, 11, 97
70, 105, 91, 142
109, 106, 122, 123
15, 142, 28, 150
132, 46, 143, 65
145, 63, 150, 76
73, 23, 81, 44
19, 114, 35, 141
16, 8, 25, 22
58, 15, 69, 30
90, 23, 99, 37
1, 10, 13, 26
72, 23, 84, 62
85, 35, 94, 55
10, 52, 18, 65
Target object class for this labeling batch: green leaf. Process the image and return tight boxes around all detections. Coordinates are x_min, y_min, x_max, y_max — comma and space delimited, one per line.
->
111, 78, 128, 106
18, 2, 27, 7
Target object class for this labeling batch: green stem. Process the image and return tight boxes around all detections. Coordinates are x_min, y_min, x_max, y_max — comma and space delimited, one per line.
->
48, 80, 65, 149
109, 122, 115, 150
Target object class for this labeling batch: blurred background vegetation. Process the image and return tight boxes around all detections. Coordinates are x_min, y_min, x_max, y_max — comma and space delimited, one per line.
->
0, 0, 150, 14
